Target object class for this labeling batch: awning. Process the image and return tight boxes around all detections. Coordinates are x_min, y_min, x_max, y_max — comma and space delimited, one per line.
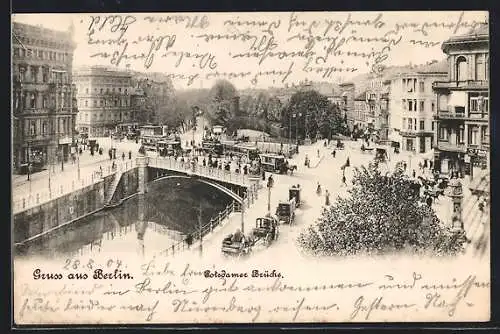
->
448, 91, 467, 107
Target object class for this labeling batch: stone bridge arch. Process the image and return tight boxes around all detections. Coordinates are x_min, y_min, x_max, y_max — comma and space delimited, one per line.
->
150, 175, 244, 204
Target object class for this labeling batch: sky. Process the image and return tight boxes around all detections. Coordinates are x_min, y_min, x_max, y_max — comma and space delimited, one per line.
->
12, 11, 488, 90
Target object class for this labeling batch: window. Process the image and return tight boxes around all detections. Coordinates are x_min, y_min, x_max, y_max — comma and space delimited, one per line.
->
402, 118, 406, 129
125, 88, 128, 94
456, 56, 468, 81
419, 120, 425, 130
432, 122, 435, 131
402, 99, 406, 111
86, 88, 89, 94
42, 95, 48, 108
439, 126, 448, 140
419, 101, 425, 112
481, 126, 488, 143
476, 54, 486, 81
431, 102, 435, 112
100, 88, 103, 94
30, 93, 36, 108
408, 118, 413, 130
85, 100, 88, 107
408, 100, 413, 111
119, 88, 122, 93
419, 81, 425, 93
29, 121, 36, 136
93, 100, 97, 107
459, 126, 465, 144
469, 127, 478, 145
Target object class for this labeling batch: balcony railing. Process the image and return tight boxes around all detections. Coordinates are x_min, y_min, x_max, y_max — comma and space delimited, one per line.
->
436, 141, 467, 153
433, 80, 489, 90
435, 112, 467, 120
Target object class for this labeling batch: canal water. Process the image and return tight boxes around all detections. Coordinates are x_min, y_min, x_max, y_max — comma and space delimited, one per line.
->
15, 178, 233, 259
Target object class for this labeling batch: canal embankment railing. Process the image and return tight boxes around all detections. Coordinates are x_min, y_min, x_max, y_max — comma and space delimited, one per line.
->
12, 159, 137, 214
157, 188, 258, 257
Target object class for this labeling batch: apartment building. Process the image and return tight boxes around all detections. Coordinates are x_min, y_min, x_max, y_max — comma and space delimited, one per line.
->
432, 25, 489, 177
12, 21, 77, 172
389, 60, 448, 154
73, 66, 133, 137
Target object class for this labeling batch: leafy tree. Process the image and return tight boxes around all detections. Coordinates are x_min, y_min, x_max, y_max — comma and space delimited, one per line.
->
207, 80, 238, 126
282, 90, 330, 140
297, 162, 467, 257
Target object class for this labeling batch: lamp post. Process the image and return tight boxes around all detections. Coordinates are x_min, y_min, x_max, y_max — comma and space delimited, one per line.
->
240, 199, 245, 234
267, 176, 272, 214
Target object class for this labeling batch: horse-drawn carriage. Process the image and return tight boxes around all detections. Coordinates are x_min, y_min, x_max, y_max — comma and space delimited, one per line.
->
289, 184, 302, 207
260, 153, 288, 174
221, 215, 279, 257
276, 198, 296, 225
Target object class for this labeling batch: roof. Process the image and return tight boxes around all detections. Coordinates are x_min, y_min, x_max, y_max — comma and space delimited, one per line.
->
413, 59, 448, 74
450, 23, 489, 41
354, 91, 367, 101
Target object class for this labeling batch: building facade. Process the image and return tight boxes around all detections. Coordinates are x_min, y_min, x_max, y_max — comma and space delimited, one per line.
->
338, 82, 356, 131
12, 21, 77, 172
389, 61, 448, 153
433, 25, 489, 177
73, 66, 133, 137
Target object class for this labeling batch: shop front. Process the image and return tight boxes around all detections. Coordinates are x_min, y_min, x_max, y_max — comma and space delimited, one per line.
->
434, 150, 465, 177
58, 137, 72, 162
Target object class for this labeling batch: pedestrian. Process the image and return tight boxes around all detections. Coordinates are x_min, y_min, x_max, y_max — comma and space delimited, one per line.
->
122, 152, 125, 160
99, 166, 102, 175
423, 159, 428, 169
346, 157, 350, 167
325, 189, 330, 206
129, 151, 132, 159
317, 149, 320, 158
202, 158, 206, 167
403, 162, 407, 171
429, 160, 433, 170
342, 174, 347, 186
332, 150, 336, 158
412, 169, 416, 178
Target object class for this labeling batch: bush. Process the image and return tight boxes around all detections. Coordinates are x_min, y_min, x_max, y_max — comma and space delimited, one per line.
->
297, 162, 466, 257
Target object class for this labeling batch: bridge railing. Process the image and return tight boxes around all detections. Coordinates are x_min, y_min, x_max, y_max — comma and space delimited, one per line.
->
12, 159, 136, 214
151, 156, 251, 186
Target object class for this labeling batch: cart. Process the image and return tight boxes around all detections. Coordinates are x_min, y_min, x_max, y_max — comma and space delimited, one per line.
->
221, 233, 253, 257
336, 140, 345, 150
259, 153, 288, 174
276, 198, 296, 225
289, 185, 302, 207
252, 216, 279, 246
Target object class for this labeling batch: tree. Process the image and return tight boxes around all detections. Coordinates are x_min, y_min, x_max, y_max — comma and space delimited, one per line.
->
297, 162, 467, 257
282, 90, 330, 140
207, 80, 238, 126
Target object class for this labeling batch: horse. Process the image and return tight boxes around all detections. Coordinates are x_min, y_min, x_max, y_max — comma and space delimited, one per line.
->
287, 165, 297, 175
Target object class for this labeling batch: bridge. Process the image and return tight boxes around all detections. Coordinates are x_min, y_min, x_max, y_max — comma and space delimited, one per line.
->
13, 155, 262, 214
139, 156, 261, 208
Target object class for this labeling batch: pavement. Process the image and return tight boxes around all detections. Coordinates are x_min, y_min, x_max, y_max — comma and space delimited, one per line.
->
173, 139, 488, 261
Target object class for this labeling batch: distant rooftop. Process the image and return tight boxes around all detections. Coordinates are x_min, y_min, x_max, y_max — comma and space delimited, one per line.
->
355, 91, 367, 101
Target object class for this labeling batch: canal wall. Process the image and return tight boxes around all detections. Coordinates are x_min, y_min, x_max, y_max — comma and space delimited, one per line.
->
13, 168, 139, 244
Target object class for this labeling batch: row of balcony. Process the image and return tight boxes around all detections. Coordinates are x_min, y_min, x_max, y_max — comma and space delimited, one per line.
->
434, 111, 489, 121
399, 130, 434, 137
432, 80, 489, 90
14, 107, 76, 115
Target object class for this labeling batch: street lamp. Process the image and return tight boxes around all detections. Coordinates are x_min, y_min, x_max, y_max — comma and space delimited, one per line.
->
267, 176, 273, 214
